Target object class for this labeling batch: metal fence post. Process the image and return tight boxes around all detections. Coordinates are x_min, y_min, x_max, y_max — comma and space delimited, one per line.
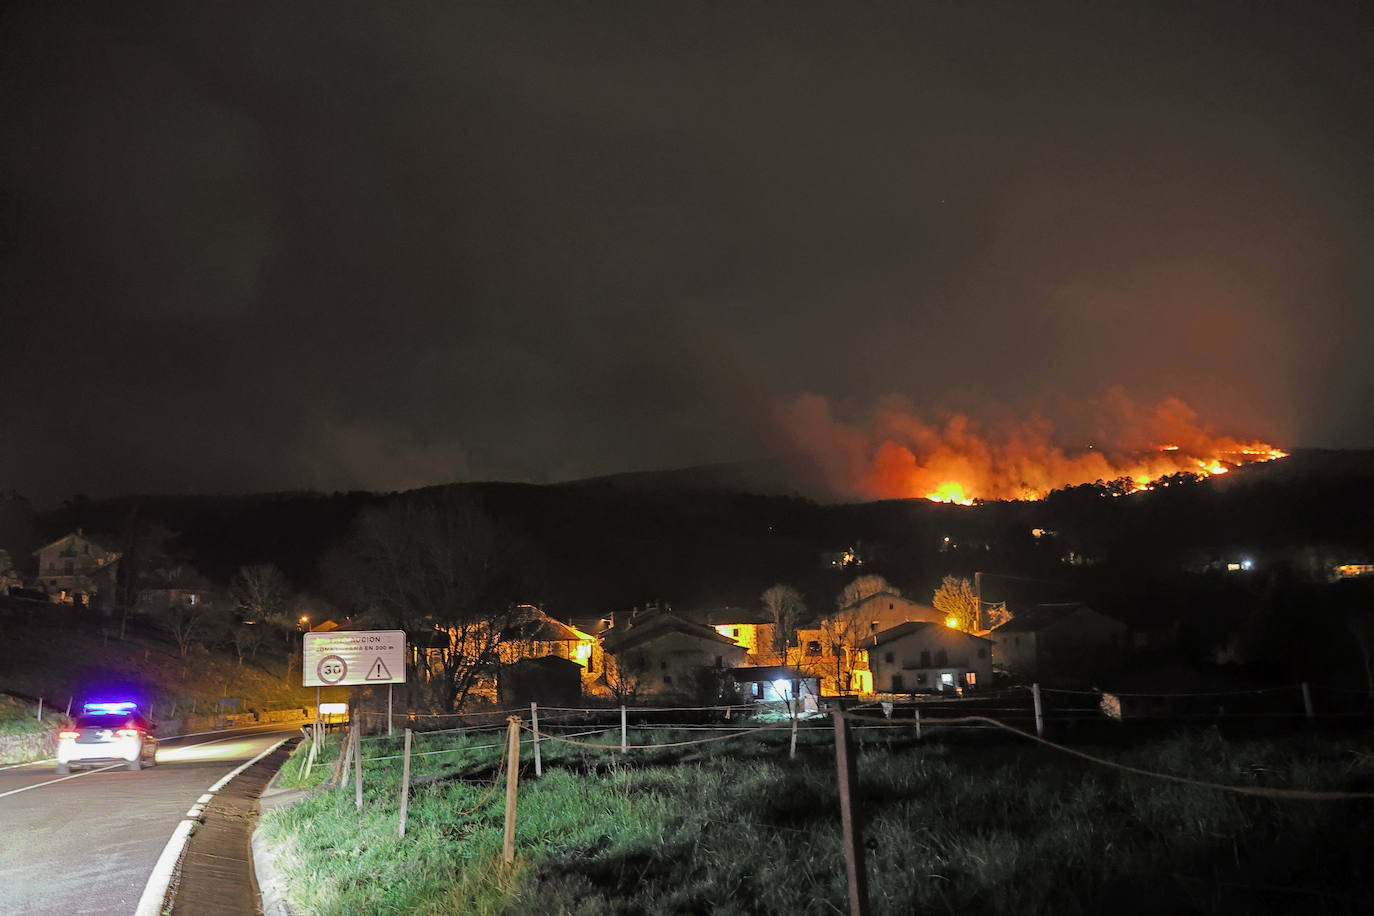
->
1302, 682, 1314, 722
621, 705, 627, 753
531, 702, 542, 778
1033, 683, 1044, 738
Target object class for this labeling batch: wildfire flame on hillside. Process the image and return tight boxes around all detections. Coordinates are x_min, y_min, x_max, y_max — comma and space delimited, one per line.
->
781, 394, 1287, 504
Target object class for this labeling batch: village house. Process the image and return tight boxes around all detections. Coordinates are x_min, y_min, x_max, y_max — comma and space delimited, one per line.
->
33, 530, 120, 608
730, 664, 822, 711
864, 621, 994, 695
990, 603, 1128, 679
679, 605, 778, 662
499, 605, 598, 684
790, 592, 947, 695
135, 564, 216, 616
595, 605, 749, 700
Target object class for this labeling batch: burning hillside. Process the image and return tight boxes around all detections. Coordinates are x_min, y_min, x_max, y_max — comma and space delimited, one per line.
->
781, 394, 1287, 504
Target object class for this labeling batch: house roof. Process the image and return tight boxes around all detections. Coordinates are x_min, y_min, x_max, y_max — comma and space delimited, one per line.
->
600, 608, 744, 654
678, 605, 773, 627
503, 614, 593, 643
865, 621, 994, 647
33, 530, 119, 558
991, 602, 1119, 634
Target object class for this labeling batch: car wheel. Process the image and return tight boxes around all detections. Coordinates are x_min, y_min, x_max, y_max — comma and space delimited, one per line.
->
55, 762, 69, 775
127, 756, 142, 771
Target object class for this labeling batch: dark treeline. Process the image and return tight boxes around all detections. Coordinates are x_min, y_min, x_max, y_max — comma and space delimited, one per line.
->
4, 450, 1371, 661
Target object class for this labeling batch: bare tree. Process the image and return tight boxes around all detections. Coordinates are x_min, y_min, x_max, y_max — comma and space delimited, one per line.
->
343, 490, 533, 711
933, 575, 979, 631
838, 573, 895, 610
163, 596, 209, 661
761, 583, 805, 661
600, 649, 647, 705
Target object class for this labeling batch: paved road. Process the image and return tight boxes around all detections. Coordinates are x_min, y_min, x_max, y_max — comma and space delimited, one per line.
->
0, 723, 299, 915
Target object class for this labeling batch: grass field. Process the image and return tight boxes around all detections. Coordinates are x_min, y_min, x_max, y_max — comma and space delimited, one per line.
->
258, 716, 1374, 915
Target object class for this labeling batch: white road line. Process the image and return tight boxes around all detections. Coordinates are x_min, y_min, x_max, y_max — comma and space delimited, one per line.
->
134, 818, 196, 916
0, 764, 121, 799
207, 739, 285, 792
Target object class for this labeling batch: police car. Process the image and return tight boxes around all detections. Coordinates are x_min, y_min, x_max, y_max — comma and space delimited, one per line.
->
56, 702, 159, 773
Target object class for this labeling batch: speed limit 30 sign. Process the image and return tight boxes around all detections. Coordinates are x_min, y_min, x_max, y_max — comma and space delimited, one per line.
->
303, 630, 407, 687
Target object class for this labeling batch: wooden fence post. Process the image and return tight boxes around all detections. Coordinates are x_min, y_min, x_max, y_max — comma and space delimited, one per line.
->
1032, 683, 1044, 738
338, 723, 354, 791
914, 707, 921, 741
790, 713, 799, 760
833, 711, 871, 916
503, 717, 520, 866
531, 702, 542, 778
354, 724, 363, 810
398, 728, 412, 838
1302, 682, 1314, 722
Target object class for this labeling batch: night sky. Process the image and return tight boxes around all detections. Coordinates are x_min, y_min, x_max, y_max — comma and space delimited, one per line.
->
3, 2, 1371, 507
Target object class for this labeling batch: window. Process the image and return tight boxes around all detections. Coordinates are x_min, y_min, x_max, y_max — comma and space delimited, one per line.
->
920, 650, 931, 667
941, 672, 955, 688
935, 649, 948, 666
715, 655, 723, 668
807, 640, 821, 656
660, 661, 667, 670
664, 675, 672, 684
889, 602, 894, 610
977, 647, 986, 659
965, 672, 977, 686
884, 651, 894, 664
587, 656, 595, 674
891, 674, 904, 692
732, 628, 740, 638
870, 622, 878, 632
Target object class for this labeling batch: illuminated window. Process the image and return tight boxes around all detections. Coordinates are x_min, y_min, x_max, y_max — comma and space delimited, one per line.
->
965, 672, 977, 686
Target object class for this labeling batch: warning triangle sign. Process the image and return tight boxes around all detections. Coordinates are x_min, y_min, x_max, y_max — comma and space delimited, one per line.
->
364, 657, 392, 681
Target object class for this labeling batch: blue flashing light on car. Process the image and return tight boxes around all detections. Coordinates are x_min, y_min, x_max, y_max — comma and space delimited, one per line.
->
83, 701, 139, 715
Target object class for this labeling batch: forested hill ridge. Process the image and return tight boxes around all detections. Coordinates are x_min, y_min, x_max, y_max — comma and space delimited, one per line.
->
4, 448, 1372, 623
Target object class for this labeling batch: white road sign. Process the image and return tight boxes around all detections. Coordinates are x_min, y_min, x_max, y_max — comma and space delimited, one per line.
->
303, 630, 407, 687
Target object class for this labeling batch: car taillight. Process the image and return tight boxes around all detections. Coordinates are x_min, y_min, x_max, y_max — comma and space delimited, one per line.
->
59, 730, 79, 739
116, 729, 140, 738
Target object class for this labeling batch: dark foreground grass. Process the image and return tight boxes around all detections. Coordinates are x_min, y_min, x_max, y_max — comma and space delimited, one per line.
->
258, 722, 1374, 915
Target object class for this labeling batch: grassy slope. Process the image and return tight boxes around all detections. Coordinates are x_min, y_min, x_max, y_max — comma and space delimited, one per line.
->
0, 604, 322, 725
261, 723, 1374, 915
